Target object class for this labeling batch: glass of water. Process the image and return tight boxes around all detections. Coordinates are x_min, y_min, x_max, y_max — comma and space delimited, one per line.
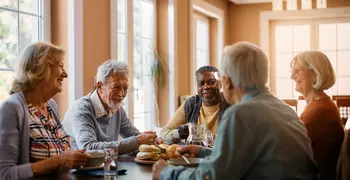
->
103, 144, 118, 179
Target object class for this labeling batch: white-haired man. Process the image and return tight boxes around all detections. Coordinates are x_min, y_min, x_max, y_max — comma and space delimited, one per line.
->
152, 42, 319, 179
63, 59, 162, 154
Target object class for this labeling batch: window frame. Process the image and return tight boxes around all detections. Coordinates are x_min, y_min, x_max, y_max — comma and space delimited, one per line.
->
0, 0, 50, 102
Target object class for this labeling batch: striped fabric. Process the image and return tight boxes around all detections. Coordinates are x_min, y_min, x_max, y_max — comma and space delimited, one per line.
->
28, 104, 71, 161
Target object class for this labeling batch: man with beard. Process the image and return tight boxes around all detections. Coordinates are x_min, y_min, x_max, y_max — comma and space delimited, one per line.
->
63, 59, 162, 154
160, 66, 230, 143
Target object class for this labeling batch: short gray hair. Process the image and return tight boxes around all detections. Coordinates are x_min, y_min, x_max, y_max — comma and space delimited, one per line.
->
96, 59, 129, 84
220, 42, 268, 90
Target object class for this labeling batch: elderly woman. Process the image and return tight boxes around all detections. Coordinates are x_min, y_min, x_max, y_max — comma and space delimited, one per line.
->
0, 42, 90, 180
152, 42, 319, 180
290, 51, 344, 180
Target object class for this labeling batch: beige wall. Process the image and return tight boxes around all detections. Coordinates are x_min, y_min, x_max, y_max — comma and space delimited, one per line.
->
51, 0, 68, 119
229, 0, 350, 45
83, 0, 111, 95
157, 0, 170, 126
51, 0, 111, 118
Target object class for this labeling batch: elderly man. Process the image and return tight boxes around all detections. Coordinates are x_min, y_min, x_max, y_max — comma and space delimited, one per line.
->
153, 42, 319, 179
160, 65, 229, 143
63, 59, 162, 154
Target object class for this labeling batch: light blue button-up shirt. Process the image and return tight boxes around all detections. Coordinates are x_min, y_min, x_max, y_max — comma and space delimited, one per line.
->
160, 88, 319, 180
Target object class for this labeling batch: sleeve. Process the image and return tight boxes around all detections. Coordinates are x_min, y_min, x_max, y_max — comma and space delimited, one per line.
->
159, 108, 261, 180
0, 102, 33, 180
117, 108, 141, 153
160, 103, 186, 143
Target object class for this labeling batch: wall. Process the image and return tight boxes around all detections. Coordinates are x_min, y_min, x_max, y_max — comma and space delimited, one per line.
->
51, 0, 68, 119
83, 0, 111, 95
157, 0, 170, 126
229, 0, 350, 45
51, 0, 110, 118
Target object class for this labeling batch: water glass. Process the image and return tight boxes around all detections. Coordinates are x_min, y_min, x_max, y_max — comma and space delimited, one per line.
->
104, 145, 118, 179
202, 129, 214, 147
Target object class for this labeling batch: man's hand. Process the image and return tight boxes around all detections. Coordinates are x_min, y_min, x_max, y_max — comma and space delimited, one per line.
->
136, 132, 158, 146
155, 137, 164, 145
178, 124, 189, 139
176, 145, 201, 157
152, 159, 169, 180
58, 149, 90, 169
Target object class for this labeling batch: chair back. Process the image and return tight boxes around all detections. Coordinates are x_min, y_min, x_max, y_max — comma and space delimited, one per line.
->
282, 99, 298, 112
335, 97, 350, 124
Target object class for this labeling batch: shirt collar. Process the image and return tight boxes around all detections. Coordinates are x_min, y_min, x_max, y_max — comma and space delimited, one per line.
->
241, 87, 269, 103
91, 90, 114, 118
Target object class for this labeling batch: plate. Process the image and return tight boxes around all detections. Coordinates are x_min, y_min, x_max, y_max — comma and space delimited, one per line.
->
167, 157, 203, 167
134, 158, 157, 165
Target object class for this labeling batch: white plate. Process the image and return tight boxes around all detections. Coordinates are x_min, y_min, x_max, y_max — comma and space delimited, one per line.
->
76, 166, 103, 171
167, 157, 203, 167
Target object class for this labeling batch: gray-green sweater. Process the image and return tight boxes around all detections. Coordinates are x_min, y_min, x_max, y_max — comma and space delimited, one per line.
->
62, 92, 140, 154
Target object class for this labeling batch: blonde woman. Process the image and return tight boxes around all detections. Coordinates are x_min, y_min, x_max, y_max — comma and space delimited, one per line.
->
290, 51, 344, 180
0, 42, 89, 180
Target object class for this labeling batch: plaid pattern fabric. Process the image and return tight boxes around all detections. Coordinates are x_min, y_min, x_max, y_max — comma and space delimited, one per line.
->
91, 90, 113, 118
28, 104, 71, 161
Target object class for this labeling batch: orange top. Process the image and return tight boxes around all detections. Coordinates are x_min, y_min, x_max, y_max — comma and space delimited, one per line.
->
301, 93, 344, 180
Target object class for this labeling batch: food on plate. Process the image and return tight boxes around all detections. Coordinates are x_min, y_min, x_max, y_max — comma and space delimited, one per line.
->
136, 151, 154, 160
166, 144, 181, 158
136, 144, 170, 161
159, 144, 169, 150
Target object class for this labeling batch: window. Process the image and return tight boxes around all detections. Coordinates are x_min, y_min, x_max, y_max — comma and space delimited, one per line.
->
0, 0, 48, 103
192, 12, 210, 94
133, 0, 156, 131
111, 0, 156, 132
272, 19, 350, 99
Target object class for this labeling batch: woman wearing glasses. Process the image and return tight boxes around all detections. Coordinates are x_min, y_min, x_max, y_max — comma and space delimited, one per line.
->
0, 42, 89, 180
290, 51, 344, 180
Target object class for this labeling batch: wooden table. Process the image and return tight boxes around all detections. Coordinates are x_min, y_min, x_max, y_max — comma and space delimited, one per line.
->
33, 157, 153, 180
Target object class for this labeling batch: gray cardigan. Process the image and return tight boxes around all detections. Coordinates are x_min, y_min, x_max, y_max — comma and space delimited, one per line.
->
62, 92, 141, 154
0, 92, 61, 180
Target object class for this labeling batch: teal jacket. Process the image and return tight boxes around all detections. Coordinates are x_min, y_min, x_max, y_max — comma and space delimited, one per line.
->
160, 88, 319, 180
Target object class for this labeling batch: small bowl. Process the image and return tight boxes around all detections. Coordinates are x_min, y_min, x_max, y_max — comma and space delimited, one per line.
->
85, 152, 104, 167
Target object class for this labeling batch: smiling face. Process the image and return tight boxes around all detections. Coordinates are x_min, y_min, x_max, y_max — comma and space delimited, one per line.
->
97, 72, 129, 112
196, 71, 221, 106
290, 61, 316, 96
43, 54, 68, 96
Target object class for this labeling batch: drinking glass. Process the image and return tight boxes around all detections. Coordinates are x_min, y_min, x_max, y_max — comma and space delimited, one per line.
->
202, 129, 214, 147
104, 145, 118, 179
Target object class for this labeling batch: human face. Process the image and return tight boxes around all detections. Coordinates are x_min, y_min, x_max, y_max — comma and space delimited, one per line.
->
197, 71, 221, 106
290, 62, 315, 96
98, 73, 129, 112
45, 59, 68, 96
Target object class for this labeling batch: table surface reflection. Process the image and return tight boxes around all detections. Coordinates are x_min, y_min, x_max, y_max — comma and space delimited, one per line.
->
33, 157, 153, 180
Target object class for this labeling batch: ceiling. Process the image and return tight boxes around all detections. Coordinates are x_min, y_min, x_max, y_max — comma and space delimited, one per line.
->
229, 0, 272, 4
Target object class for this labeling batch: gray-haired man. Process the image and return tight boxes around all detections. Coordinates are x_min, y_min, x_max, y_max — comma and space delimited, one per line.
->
63, 59, 162, 154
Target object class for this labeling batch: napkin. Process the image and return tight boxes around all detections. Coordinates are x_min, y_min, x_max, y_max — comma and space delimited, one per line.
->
73, 168, 127, 177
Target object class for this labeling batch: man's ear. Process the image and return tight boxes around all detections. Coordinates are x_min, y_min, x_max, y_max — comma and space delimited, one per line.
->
97, 82, 103, 92
222, 76, 233, 89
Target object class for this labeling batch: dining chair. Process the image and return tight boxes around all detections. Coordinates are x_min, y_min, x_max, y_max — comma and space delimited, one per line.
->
282, 99, 298, 112
335, 97, 350, 125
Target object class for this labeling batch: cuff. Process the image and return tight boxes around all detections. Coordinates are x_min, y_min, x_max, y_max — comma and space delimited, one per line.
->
118, 136, 138, 154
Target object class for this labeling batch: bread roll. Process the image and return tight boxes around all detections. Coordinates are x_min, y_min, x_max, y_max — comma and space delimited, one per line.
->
136, 152, 154, 160
159, 144, 169, 150
166, 144, 181, 158
139, 144, 161, 153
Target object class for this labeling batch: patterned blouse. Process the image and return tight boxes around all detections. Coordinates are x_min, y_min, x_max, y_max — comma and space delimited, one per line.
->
28, 104, 71, 161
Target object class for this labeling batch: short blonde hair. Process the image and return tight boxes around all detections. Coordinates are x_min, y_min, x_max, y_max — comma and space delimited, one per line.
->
220, 42, 268, 90
10, 42, 64, 94
290, 51, 335, 91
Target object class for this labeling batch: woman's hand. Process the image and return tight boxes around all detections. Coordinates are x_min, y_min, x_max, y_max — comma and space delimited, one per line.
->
58, 149, 90, 169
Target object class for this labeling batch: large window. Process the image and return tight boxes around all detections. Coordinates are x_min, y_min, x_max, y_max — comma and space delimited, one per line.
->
272, 19, 350, 99
112, 0, 156, 132
0, 0, 48, 103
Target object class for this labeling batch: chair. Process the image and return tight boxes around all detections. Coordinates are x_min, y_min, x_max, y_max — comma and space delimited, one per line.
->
282, 99, 298, 112
335, 97, 350, 124
179, 95, 192, 107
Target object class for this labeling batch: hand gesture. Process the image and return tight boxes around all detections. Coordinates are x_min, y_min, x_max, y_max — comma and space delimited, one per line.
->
136, 132, 158, 146
58, 149, 90, 169
178, 124, 189, 139
152, 159, 169, 180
